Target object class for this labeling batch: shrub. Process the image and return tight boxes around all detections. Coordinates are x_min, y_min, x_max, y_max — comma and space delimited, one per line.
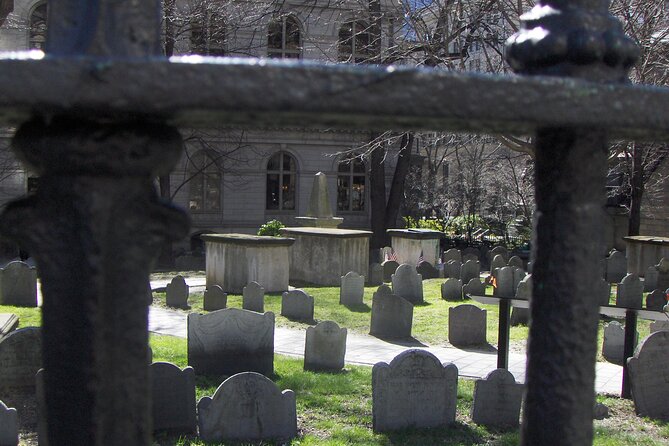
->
404, 216, 446, 232
257, 219, 285, 236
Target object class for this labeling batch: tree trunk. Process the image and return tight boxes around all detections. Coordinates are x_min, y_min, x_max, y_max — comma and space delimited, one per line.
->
385, 133, 413, 228
369, 135, 388, 251
628, 142, 643, 236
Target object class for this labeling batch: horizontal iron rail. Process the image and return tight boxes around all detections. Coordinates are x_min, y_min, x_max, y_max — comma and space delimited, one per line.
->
0, 52, 668, 140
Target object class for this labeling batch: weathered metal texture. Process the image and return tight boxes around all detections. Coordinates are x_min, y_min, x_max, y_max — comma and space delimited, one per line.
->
507, 2, 638, 445
0, 55, 668, 139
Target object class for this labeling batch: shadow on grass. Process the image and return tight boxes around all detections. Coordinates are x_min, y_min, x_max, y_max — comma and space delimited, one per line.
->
381, 421, 487, 446
343, 303, 371, 313
370, 335, 427, 347
452, 342, 498, 354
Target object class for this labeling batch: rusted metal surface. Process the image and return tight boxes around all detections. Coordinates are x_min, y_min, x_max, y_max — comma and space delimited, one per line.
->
0, 55, 668, 139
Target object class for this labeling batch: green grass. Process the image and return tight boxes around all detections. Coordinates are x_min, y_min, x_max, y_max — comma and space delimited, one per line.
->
0, 304, 41, 328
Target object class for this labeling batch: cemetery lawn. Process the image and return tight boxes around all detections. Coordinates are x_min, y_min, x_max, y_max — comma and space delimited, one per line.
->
149, 334, 669, 446
0, 304, 41, 328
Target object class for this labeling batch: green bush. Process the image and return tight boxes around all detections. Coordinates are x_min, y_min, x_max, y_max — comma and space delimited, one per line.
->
257, 219, 285, 236
404, 216, 446, 232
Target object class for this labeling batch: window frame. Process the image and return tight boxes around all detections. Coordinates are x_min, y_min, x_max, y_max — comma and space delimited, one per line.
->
267, 15, 302, 59
190, 9, 226, 56
338, 20, 372, 63
187, 151, 222, 213
266, 152, 298, 211
337, 156, 366, 212
28, 2, 48, 51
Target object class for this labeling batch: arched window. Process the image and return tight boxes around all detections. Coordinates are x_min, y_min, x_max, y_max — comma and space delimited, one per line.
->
29, 2, 48, 50
188, 152, 221, 212
266, 152, 296, 210
337, 157, 366, 211
267, 16, 301, 59
190, 9, 226, 56
338, 21, 372, 63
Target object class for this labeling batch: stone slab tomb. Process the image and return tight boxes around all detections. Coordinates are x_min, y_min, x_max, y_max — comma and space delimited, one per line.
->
602, 321, 637, 365
281, 289, 314, 321
443, 248, 461, 263
381, 260, 399, 283
644, 266, 658, 292
460, 260, 480, 286
449, 304, 487, 346
0, 261, 37, 307
369, 285, 413, 339
340, 271, 364, 306
367, 263, 383, 286
150, 362, 196, 433
445, 260, 462, 279
0, 327, 41, 406
372, 349, 458, 432
646, 289, 666, 311
416, 261, 439, 280
203, 285, 227, 312
616, 273, 643, 309
198, 372, 297, 442
463, 278, 486, 296
391, 263, 423, 305
471, 368, 524, 427
187, 308, 274, 376
441, 278, 463, 301
606, 250, 627, 283
242, 281, 265, 313
628, 331, 669, 420
304, 321, 347, 372
166, 275, 189, 308
0, 399, 18, 446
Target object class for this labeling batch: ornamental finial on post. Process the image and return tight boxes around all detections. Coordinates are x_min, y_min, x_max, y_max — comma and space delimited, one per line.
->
505, 2, 639, 81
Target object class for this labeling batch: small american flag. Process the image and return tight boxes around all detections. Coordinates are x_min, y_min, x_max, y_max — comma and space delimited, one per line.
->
417, 249, 424, 265
385, 248, 398, 262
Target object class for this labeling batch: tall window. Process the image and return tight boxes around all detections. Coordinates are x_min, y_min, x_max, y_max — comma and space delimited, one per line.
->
188, 152, 221, 212
29, 3, 47, 50
266, 152, 296, 210
190, 10, 226, 56
267, 16, 301, 59
338, 21, 372, 63
337, 157, 366, 211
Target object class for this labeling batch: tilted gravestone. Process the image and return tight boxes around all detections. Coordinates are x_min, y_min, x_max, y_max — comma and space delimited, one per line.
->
0, 261, 37, 307
441, 278, 463, 301
508, 255, 524, 269
646, 289, 666, 312
596, 277, 612, 306
0, 327, 41, 406
198, 372, 297, 442
166, 275, 189, 308
460, 260, 481, 286
281, 289, 314, 321
381, 260, 399, 283
448, 304, 487, 346
463, 277, 486, 296
495, 266, 515, 298
243, 281, 265, 313
515, 274, 532, 300
490, 255, 506, 277
445, 260, 462, 279
416, 261, 439, 280
370, 287, 413, 339
203, 285, 227, 312
443, 248, 461, 263
602, 321, 637, 365
616, 273, 643, 309
372, 349, 458, 432
304, 321, 347, 372
187, 309, 274, 376
150, 362, 196, 433
628, 331, 669, 420
650, 320, 669, 333
0, 399, 18, 446
644, 266, 659, 292
367, 263, 383, 286
340, 271, 364, 306
605, 250, 627, 283
0, 313, 18, 341
391, 264, 423, 305
471, 368, 524, 427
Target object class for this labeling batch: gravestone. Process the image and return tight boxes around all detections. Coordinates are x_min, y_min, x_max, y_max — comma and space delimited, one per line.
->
513, 268, 526, 294
445, 260, 462, 279
203, 285, 227, 312
304, 321, 347, 372
646, 289, 666, 311
0, 327, 41, 405
448, 304, 487, 346
381, 260, 399, 283
463, 277, 486, 296
644, 266, 659, 292
372, 350, 458, 432
490, 255, 506, 276
443, 248, 461, 263
166, 275, 189, 308
391, 264, 423, 305
510, 307, 530, 326
495, 266, 515, 298
650, 321, 669, 333
606, 250, 627, 283
515, 274, 532, 300
198, 372, 297, 442
150, 362, 196, 433
0, 400, 18, 446
370, 288, 413, 339
508, 255, 524, 269
242, 281, 265, 313
628, 331, 669, 420
0, 314, 18, 341
281, 289, 314, 321
416, 261, 439, 280
340, 271, 364, 306
0, 261, 37, 307
471, 368, 524, 427
441, 278, 463, 301
602, 321, 637, 365
657, 258, 669, 291
187, 309, 274, 376
616, 273, 643, 309
367, 263, 384, 286
462, 253, 479, 263
460, 260, 481, 285
596, 277, 612, 306
489, 246, 509, 264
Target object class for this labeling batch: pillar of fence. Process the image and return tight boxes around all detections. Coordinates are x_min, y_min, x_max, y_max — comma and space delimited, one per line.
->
506, 1, 639, 445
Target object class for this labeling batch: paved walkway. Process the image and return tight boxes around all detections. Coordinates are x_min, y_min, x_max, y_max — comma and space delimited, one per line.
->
148, 276, 623, 395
